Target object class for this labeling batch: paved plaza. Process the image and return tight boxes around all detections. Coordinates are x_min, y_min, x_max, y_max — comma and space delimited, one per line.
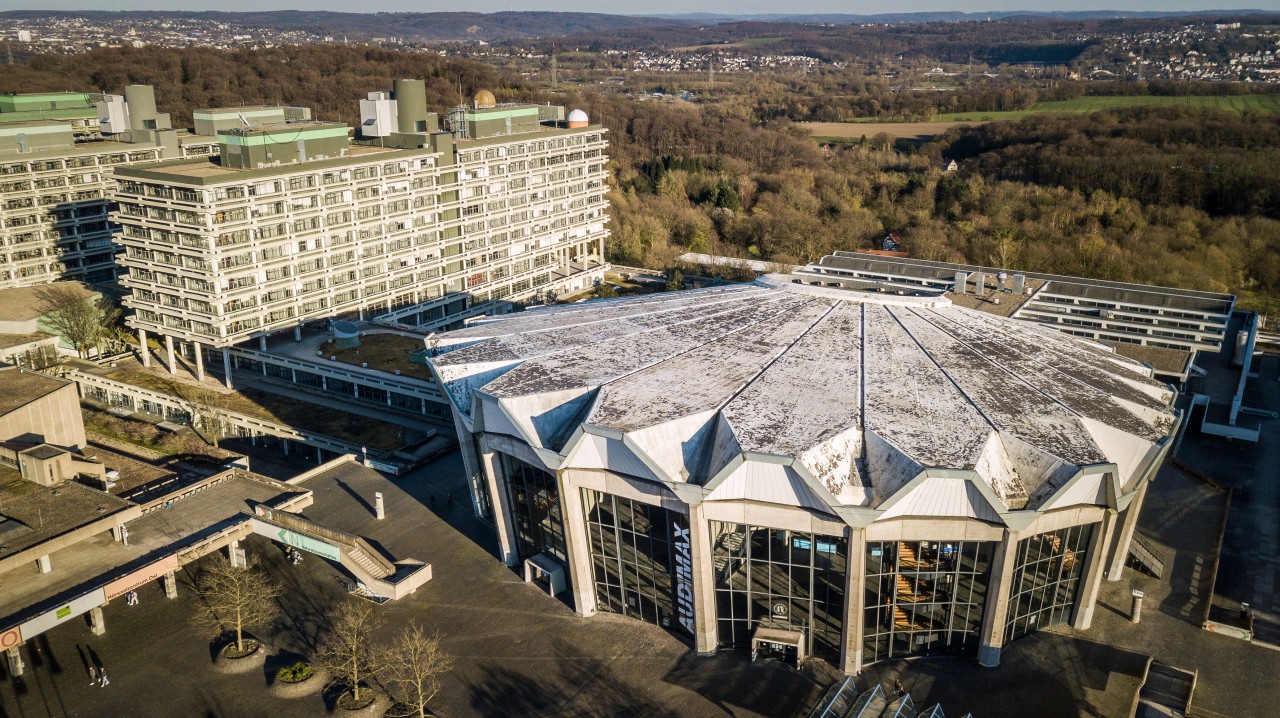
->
0, 450, 822, 718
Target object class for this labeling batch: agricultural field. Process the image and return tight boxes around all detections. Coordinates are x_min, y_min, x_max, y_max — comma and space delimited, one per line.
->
803, 94, 1280, 139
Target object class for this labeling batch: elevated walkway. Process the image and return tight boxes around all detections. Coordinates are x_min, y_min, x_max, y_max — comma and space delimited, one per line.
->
249, 505, 431, 600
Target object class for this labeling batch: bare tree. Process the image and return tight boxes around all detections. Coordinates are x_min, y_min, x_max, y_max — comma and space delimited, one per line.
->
378, 623, 453, 718
181, 385, 232, 448
317, 599, 383, 707
35, 284, 102, 359
190, 553, 281, 655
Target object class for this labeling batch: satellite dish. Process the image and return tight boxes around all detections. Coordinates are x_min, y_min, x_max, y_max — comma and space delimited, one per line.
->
237, 112, 254, 129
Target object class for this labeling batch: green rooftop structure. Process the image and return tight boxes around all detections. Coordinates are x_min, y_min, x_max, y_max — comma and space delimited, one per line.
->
0, 92, 102, 139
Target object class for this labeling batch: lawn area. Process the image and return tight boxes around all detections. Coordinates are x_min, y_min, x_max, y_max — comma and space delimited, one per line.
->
105, 367, 404, 451
327, 332, 433, 381
813, 94, 1280, 130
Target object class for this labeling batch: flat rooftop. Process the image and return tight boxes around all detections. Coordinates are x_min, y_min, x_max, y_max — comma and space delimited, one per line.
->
112, 143, 406, 184
0, 367, 72, 418
0, 469, 134, 558
80, 442, 176, 495
820, 252, 1236, 313
0, 331, 53, 351
0, 282, 94, 322
1100, 341, 1193, 376
0, 469, 305, 626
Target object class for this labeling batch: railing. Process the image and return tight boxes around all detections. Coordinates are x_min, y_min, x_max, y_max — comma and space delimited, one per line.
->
1129, 532, 1166, 579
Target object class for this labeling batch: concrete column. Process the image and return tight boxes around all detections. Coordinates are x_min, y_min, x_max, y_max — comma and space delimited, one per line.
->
454, 413, 484, 516
89, 606, 105, 636
282, 439, 290, 456
480, 446, 519, 567
164, 335, 176, 374
294, 325, 302, 342
1109, 479, 1152, 581
556, 470, 596, 617
687, 502, 718, 656
840, 527, 867, 674
222, 348, 233, 389
421, 399, 427, 415
193, 341, 205, 382
290, 369, 297, 383
138, 328, 150, 367
978, 531, 1019, 667
5, 646, 23, 677
36, 554, 51, 573
375, 492, 386, 520
162, 571, 178, 599
1131, 590, 1144, 623
227, 539, 244, 567
358, 307, 365, 321
1073, 513, 1117, 631
317, 447, 323, 464
259, 336, 268, 351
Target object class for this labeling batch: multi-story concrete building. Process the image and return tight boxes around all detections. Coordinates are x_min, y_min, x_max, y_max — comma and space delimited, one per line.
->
0, 86, 224, 289
113, 84, 609, 385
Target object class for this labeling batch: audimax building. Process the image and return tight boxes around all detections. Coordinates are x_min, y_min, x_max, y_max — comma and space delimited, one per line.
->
425, 272, 1180, 672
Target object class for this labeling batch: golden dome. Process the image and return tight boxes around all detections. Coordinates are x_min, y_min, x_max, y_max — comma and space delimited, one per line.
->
473, 89, 496, 108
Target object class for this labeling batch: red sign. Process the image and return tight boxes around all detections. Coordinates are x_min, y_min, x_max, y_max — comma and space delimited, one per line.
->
0, 626, 21, 650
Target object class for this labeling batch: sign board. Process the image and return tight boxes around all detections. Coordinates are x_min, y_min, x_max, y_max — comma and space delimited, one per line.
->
104, 555, 181, 600
19, 588, 106, 639
0, 626, 21, 650
250, 517, 342, 562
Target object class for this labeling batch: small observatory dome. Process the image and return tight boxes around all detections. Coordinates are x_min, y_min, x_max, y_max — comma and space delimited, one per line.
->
567, 108, 589, 128
473, 89, 496, 108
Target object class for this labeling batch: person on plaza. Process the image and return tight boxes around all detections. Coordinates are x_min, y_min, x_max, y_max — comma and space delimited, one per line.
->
125, 590, 138, 606
88, 664, 97, 686
99, 668, 110, 687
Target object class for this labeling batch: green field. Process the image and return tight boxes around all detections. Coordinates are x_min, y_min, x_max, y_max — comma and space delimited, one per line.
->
928, 94, 1280, 121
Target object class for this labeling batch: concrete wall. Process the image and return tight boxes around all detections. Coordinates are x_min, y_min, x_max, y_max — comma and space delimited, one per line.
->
0, 379, 85, 450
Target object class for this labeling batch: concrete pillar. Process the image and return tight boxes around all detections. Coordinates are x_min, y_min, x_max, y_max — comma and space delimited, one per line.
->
138, 328, 150, 367
1131, 590, 1144, 623
317, 447, 323, 464
36, 554, 51, 574
227, 539, 244, 567
193, 341, 205, 382
375, 492, 386, 520
840, 527, 867, 674
1074, 513, 1117, 631
454, 413, 484, 517
259, 336, 268, 351
282, 439, 290, 456
421, 399, 427, 415
290, 368, 297, 383
556, 470, 596, 617
222, 348, 233, 389
687, 502, 717, 656
164, 335, 176, 374
480, 446, 519, 567
89, 606, 105, 636
978, 531, 1019, 667
5, 646, 23, 677
358, 307, 365, 321
294, 325, 302, 342
1109, 479, 1151, 581
162, 571, 178, 599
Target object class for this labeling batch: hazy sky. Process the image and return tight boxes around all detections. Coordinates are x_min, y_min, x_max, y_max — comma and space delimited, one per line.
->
11, 1, 1280, 14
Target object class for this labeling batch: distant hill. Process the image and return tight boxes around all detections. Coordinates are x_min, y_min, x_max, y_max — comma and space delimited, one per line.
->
0, 10, 693, 43
651, 10, 1276, 23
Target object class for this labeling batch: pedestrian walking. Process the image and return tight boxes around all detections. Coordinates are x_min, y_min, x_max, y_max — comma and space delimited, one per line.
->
125, 590, 138, 606
88, 664, 97, 686
894, 677, 905, 697
98, 668, 110, 687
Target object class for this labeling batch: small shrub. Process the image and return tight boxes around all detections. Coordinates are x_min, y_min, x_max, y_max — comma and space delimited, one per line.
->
276, 661, 314, 683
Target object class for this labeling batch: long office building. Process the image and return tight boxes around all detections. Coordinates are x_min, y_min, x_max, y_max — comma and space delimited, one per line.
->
112, 84, 609, 381
0, 86, 229, 289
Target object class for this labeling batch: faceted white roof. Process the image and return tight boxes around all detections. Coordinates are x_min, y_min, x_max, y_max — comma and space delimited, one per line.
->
426, 278, 1179, 520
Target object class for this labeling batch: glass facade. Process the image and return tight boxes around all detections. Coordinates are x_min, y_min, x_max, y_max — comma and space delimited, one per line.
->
500, 453, 566, 564
863, 540, 994, 663
1004, 524, 1095, 643
583, 491, 693, 639
711, 522, 847, 661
